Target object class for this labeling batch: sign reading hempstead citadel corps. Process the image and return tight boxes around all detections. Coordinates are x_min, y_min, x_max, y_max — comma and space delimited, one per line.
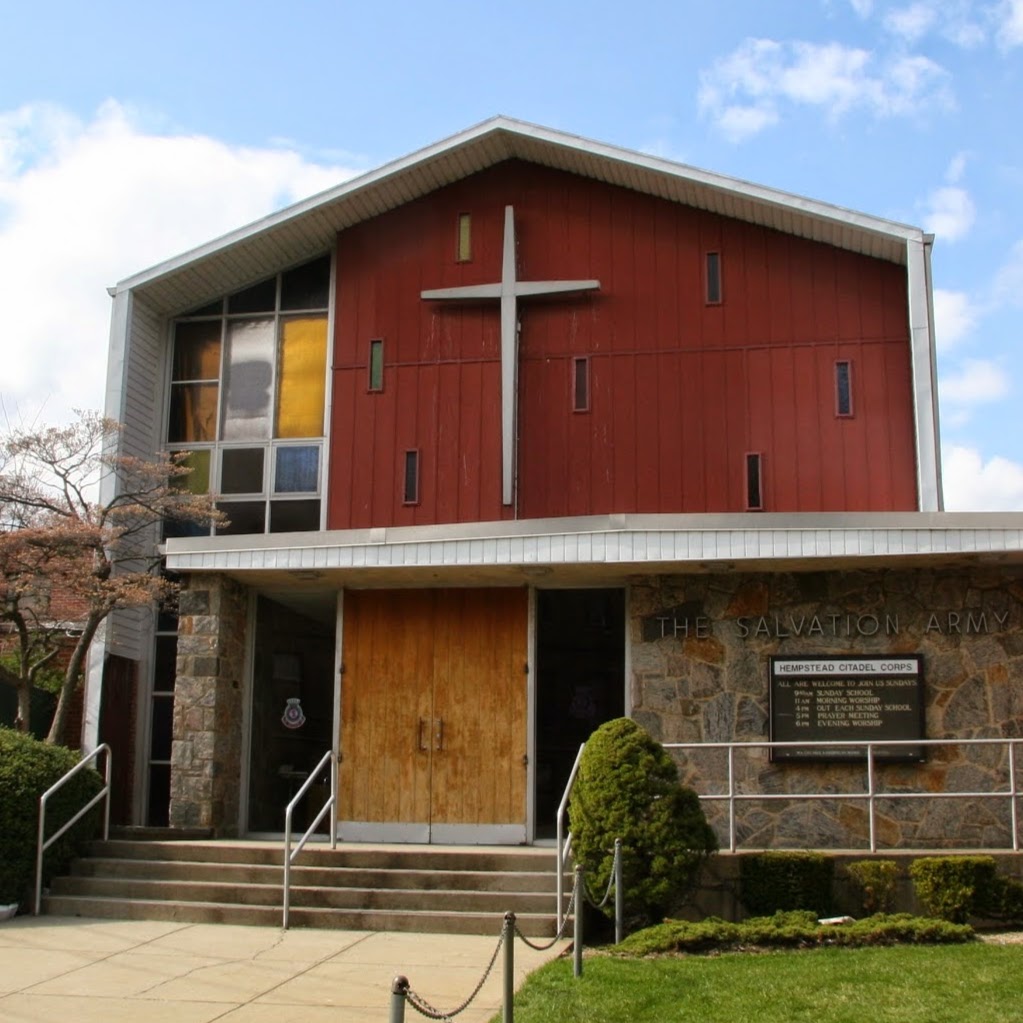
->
769, 655, 925, 763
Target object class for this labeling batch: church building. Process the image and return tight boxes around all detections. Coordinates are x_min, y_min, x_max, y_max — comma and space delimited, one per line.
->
88, 117, 1023, 849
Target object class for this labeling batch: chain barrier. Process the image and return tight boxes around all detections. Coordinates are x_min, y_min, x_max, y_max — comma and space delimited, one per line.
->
403, 925, 506, 1021
579, 842, 620, 910
514, 873, 579, 952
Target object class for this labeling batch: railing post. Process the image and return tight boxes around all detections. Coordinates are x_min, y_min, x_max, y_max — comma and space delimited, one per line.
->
573, 866, 584, 978
614, 838, 623, 945
330, 749, 338, 850
1010, 742, 1019, 852
389, 975, 409, 1023
867, 744, 877, 853
283, 805, 293, 929
503, 911, 515, 1023
728, 744, 737, 853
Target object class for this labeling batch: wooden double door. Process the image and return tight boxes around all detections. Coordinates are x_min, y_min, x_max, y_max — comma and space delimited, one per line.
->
338, 588, 528, 843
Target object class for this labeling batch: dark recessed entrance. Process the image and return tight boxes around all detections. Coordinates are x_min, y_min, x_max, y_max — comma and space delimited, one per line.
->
534, 588, 625, 838
247, 596, 335, 833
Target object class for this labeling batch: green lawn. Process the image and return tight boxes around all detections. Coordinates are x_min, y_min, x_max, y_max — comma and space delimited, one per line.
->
503, 944, 1023, 1023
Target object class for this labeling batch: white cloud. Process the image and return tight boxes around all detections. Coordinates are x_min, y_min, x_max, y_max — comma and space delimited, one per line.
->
849, 0, 874, 16
884, 3, 937, 41
942, 444, 1023, 510
932, 289, 978, 349
993, 239, 1023, 304
698, 38, 951, 140
938, 358, 1010, 404
922, 185, 976, 241
0, 101, 358, 427
998, 0, 1023, 47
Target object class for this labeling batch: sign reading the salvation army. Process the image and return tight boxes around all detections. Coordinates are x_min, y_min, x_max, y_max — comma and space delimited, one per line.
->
769, 655, 925, 763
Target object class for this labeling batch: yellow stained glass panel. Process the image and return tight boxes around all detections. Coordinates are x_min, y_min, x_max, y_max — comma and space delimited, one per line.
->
276, 316, 327, 438
174, 449, 211, 494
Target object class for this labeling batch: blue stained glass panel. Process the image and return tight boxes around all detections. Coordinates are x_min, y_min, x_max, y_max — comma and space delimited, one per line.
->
275, 446, 319, 493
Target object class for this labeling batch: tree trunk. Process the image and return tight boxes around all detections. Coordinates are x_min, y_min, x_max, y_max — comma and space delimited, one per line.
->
47, 613, 103, 746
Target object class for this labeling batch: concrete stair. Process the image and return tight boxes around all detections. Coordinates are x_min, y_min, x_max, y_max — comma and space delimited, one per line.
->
43, 839, 567, 936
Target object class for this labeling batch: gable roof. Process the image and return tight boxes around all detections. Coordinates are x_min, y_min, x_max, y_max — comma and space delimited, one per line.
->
112, 115, 926, 317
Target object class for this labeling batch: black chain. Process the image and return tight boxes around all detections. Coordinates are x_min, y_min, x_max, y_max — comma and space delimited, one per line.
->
515, 878, 578, 951
581, 844, 620, 910
404, 928, 505, 1021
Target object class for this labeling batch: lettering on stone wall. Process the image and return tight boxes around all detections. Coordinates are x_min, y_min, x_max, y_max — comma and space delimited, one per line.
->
641, 608, 1010, 641
769, 655, 925, 763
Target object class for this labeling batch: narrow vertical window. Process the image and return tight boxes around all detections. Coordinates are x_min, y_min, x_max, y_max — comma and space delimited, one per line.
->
835, 360, 853, 417
746, 452, 763, 511
403, 449, 420, 504
457, 213, 472, 262
572, 356, 590, 412
369, 338, 384, 392
706, 251, 722, 304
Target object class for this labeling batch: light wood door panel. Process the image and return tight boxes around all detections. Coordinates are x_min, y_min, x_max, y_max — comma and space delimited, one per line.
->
339, 588, 527, 837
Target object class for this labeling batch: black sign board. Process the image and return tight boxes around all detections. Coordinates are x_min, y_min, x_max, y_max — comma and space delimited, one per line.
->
769, 655, 925, 763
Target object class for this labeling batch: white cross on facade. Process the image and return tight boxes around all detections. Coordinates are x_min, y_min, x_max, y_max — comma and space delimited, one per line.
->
421, 205, 600, 506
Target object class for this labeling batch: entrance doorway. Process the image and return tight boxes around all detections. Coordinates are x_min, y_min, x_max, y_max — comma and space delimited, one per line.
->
534, 588, 625, 838
339, 588, 528, 843
247, 596, 335, 833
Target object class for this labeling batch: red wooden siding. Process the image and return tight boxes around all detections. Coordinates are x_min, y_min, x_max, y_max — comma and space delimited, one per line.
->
327, 161, 918, 529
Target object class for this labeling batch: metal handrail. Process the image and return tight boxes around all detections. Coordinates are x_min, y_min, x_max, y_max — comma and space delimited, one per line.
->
282, 748, 338, 928
555, 743, 586, 930
35, 743, 111, 915
665, 737, 1023, 853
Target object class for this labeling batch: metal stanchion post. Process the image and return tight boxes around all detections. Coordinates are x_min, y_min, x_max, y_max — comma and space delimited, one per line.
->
614, 838, 623, 945
389, 975, 409, 1023
573, 866, 584, 978
503, 911, 515, 1023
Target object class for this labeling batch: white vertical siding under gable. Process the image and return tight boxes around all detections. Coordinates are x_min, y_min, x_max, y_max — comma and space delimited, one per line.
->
107, 294, 166, 662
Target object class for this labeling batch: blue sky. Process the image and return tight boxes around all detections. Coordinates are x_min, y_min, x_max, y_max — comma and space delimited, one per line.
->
1, 0, 1021, 508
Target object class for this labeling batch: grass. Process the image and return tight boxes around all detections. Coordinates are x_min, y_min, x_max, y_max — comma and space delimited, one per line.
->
501, 943, 1023, 1023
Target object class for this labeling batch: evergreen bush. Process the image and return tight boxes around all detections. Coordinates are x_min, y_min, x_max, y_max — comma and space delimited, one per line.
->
846, 859, 899, 914
0, 727, 103, 907
909, 856, 1000, 924
568, 717, 717, 932
739, 851, 835, 916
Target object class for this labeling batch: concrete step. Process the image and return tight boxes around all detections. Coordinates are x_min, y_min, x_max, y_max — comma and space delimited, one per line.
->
44, 839, 568, 936
41, 893, 560, 936
70, 857, 559, 892
49, 875, 557, 914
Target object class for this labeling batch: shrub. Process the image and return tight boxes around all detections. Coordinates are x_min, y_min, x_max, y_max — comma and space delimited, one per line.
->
569, 718, 717, 932
613, 911, 973, 956
846, 859, 899, 914
0, 727, 103, 907
988, 875, 1023, 923
739, 851, 835, 916
909, 856, 999, 924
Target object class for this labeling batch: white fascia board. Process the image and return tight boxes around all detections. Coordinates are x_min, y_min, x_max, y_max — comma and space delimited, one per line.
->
906, 236, 942, 511
109, 116, 923, 297
164, 512, 1023, 575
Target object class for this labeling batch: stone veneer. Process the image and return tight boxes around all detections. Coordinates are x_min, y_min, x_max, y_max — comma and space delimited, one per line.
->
630, 566, 1023, 850
170, 573, 247, 835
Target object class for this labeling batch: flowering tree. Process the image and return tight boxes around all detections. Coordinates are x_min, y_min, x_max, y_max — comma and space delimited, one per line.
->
0, 412, 218, 744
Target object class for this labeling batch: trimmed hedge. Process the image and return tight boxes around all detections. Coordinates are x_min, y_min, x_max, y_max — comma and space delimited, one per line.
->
569, 718, 717, 932
846, 859, 899, 915
910, 855, 1023, 924
0, 727, 103, 907
613, 910, 974, 957
739, 851, 835, 916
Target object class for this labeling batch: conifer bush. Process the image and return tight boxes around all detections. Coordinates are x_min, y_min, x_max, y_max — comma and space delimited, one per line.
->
0, 727, 102, 907
568, 718, 717, 932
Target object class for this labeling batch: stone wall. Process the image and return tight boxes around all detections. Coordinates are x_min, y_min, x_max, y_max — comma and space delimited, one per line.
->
629, 566, 1023, 850
170, 573, 247, 835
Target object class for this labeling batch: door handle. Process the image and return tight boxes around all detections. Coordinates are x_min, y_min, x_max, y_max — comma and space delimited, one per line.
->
418, 718, 428, 752
434, 717, 444, 752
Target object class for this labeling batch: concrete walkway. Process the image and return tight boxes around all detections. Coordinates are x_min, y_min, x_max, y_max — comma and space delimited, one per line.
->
0, 916, 569, 1022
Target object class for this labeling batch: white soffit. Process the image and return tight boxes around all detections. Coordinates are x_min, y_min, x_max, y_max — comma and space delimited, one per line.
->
114, 117, 921, 316
164, 513, 1023, 578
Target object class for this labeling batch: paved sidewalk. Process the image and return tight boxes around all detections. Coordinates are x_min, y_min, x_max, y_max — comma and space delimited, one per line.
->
0, 916, 569, 1022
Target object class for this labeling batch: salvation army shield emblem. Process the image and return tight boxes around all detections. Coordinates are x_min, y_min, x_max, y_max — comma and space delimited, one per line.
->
281, 698, 306, 730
